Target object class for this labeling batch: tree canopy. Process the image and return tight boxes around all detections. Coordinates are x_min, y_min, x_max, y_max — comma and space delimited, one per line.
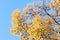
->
10, 0, 60, 40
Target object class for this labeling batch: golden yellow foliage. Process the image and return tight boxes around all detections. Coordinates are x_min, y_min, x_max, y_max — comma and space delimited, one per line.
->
12, 17, 18, 24
27, 14, 53, 40
56, 0, 60, 4
11, 9, 20, 24
10, 25, 19, 35
32, 14, 41, 28
58, 6, 60, 10
10, 0, 60, 40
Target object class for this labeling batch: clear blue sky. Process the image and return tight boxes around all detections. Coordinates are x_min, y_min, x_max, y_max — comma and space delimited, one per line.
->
0, 0, 37, 40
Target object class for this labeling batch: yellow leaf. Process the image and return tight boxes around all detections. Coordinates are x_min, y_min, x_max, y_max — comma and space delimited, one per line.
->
58, 6, 60, 10
10, 26, 19, 35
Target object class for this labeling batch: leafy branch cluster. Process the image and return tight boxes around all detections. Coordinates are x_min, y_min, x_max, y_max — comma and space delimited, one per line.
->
10, 0, 60, 40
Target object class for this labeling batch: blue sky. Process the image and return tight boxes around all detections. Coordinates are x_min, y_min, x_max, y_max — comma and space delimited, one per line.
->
0, 0, 37, 40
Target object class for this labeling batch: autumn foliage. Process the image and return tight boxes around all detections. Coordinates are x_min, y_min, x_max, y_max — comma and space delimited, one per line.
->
10, 0, 60, 40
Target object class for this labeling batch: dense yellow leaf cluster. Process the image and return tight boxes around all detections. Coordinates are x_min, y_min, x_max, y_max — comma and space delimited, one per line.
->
32, 14, 41, 28
11, 9, 20, 24
27, 14, 52, 40
51, 0, 60, 9
10, 10, 60, 40
10, 10, 21, 35
10, 25, 19, 35
10, 0, 60, 40
56, 0, 60, 4
58, 6, 60, 11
